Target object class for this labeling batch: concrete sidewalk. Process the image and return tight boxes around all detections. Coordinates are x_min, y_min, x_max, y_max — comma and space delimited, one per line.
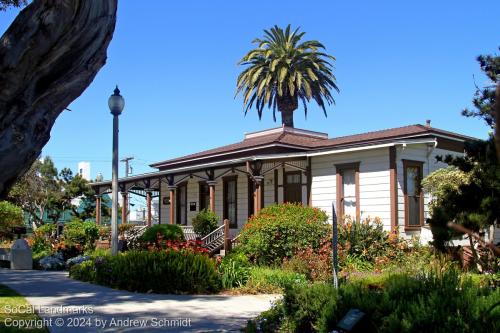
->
0, 269, 278, 332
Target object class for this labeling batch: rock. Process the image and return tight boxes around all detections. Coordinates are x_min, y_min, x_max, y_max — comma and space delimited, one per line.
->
10, 239, 32, 270
39, 252, 65, 270
66, 255, 91, 269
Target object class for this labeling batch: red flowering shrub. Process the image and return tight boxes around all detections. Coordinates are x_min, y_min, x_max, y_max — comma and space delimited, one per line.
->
239, 203, 329, 265
145, 232, 209, 255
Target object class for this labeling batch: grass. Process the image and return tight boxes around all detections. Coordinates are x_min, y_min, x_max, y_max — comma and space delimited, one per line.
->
0, 284, 48, 332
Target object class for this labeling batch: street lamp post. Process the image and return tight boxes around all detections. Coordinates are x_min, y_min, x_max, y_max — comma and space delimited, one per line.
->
108, 86, 125, 256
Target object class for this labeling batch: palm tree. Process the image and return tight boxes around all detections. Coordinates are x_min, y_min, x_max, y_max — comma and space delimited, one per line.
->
236, 25, 339, 128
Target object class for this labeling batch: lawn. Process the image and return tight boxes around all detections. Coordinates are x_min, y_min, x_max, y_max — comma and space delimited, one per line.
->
0, 284, 47, 332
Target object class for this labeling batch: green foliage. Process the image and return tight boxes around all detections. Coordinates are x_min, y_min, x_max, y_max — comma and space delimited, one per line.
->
29, 223, 56, 254
219, 257, 250, 289
422, 167, 472, 210
0, 1, 27, 12
62, 219, 99, 250
70, 250, 221, 294
0, 200, 23, 239
138, 224, 184, 246
7, 156, 97, 225
192, 209, 219, 237
239, 203, 329, 265
251, 266, 500, 333
427, 137, 499, 255
461, 47, 499, 127
241, 267, 308, 294
339, 216, 388, 262
425, 48, 500, 269
236, 24, 339, 125
282, 283, 338, 333
118, 223, 135, 235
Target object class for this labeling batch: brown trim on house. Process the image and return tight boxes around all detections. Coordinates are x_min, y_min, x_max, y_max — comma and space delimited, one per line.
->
389, 146, 398, 232
402, 159, 424, 230
306, 157, 312, 206
176, 181, 188, 225
198, 181, 209, 211
223, 175, 238, 228
274, 169, 279, 204
247, 176, 254, 218
436, 137, 465, 153
335, 162, 361, 221
260, 178, 265, 209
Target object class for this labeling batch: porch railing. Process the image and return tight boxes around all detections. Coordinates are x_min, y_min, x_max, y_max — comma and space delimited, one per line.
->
201, 224, 225, 246
180, 226, 199, 241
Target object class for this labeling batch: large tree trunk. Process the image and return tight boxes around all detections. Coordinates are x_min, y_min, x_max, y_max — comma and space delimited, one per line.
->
496, 81, 500, 163
277, 95, 298, 127
0, 0, 117, 199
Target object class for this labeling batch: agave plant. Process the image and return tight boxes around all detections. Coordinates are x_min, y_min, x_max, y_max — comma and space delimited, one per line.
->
236, 24, 339, 127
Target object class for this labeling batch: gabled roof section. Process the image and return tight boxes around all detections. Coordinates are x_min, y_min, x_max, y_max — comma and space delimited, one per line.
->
149, 127, 327, 169
313, 124, 475, 149
150, 124, 475, 169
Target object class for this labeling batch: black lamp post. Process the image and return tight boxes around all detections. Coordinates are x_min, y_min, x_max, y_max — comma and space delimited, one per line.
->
108, 86, 125, 256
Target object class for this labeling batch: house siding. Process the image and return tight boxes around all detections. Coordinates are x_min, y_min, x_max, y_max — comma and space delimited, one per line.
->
311, 148, 391, 229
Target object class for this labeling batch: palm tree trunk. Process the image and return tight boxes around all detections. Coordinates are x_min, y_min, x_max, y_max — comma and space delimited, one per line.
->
281, 110, 294, 127
277, 95, 298, 127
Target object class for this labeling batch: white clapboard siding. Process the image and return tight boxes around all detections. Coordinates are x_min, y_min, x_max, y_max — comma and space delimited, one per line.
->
396, 144, 463, 238
311, 147, 390, 227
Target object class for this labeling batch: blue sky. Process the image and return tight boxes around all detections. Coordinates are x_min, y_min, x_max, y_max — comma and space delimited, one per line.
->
1, 0, 498, 184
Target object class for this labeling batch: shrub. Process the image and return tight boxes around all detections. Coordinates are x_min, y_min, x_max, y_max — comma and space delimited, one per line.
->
62, 219, 99, 251
239, 203, 329, 265
252, 266, 500, 333
192, 209, 219, 237
118, 223, 135, 236
69, 250, 220, 294
283, 236, 332, 282
0, 201, 23, 239
138, 224, 184, 247
283, 283, 338, 333
218, 252, 251, 289
241, 267, 308, 294
70, 260, 97, 282
28, 223, 56, 255
338, 216, 389, 262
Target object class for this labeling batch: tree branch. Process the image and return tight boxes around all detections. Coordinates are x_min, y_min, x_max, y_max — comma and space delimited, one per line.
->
0, 0, 117, 198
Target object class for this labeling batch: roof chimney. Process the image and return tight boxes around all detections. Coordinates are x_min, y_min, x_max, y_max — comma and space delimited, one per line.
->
425, 119, 431, 128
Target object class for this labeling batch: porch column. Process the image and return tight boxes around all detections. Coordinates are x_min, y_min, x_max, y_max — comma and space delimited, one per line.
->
207, 180, 217, 212
168, 186, 176, 224
121, 192, 128, 224
146, 190, 152, 227
253, 176, 264, 215
95, 195, 101, 225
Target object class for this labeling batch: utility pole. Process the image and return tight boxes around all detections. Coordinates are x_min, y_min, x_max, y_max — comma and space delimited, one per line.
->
120, 156, 134, 224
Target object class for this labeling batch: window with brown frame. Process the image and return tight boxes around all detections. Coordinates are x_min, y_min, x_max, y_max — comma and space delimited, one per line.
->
403, 160, 424, 228
223, 176, 237, 228
284, 171, 302, 203
176, 182, 187, 225
199, 182, 210, 211
335, 162, 360, 221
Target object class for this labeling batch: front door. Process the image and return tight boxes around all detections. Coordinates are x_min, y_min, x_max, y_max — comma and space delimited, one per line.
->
284, 171, 302, 204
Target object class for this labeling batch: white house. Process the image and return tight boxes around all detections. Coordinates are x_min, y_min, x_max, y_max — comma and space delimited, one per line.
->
91, 123, 473, 242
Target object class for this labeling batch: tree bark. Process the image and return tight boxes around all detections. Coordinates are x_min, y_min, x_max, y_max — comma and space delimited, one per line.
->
0, 0, 117, 198
496, 81, 500, 163
277, 95, 298, 127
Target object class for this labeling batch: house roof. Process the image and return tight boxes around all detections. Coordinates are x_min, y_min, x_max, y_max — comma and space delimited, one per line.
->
150, 124, 475, 169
